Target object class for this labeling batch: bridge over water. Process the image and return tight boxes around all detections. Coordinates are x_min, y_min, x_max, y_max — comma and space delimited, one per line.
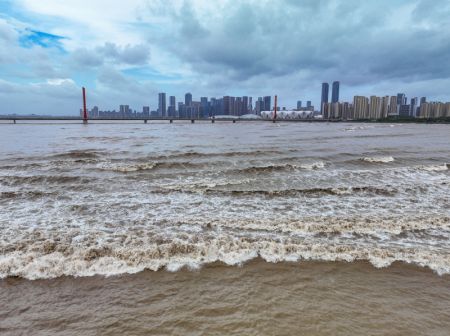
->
0, 116, 330, 124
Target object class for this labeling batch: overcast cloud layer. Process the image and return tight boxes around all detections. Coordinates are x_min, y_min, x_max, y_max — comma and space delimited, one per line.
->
1, 0, 450, 115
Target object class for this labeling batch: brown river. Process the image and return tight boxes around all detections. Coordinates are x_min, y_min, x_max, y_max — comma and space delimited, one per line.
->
0, 121, 449, 334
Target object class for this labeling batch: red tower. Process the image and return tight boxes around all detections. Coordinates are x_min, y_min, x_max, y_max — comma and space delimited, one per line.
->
82, 87, 88, 124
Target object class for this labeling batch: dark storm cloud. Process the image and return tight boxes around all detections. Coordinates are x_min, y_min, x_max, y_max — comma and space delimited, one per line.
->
150, 0, 450, 88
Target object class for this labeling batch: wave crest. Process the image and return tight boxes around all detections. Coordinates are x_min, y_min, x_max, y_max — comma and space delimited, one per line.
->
2, 237, 450, 280
360, 156, 395, 163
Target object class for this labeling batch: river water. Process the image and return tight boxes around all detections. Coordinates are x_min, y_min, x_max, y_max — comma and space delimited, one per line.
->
0, 121, 449, 334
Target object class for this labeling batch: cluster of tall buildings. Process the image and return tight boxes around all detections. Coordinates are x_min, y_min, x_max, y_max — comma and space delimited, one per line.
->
154, 93, 314, 117
82, 105, 151, 119
81, 82, 449, 120
323, 93, 450, 120
296, 100, 313, 110
320, 81, 340, 114
159, 93, 256, 118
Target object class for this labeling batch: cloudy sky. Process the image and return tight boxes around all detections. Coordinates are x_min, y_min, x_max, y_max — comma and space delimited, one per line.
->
1, 0, 450, 115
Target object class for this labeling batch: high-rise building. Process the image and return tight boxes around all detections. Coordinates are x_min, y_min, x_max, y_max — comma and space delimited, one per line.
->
223, 96, 231, 115
396, 93, 406, 115
120, 105, 131, 118
143, 106, 150, 117
255, 97, 263, 114
168, 96, 176, 117
388, 96, 398, 116
381, 96, 389, 119
342, 102, 352, 120
297, 101, 302, 109
369, 96, 382, 119
236, 97, 242, 116
399, 104, 411, 117
200, 97, 209, 117
158, 93, 166, 117
185, 92, 192, 106
178, 102, 185, 118
321, 83, 329, 114
212, 98, 224, 115
169, 96, 176, 108
263, 96, 271, 111
327, 102, 340, 119
331, 81, 340, 103
91, 106, 99, 118
242, 96, 249, 115
410, 97, 418, 117
397, 93, 407, 105
353, 96, 369, 119
307, 101, 312, 108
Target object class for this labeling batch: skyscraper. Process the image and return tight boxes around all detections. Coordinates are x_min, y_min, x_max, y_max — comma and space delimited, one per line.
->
185, 92, 192, 106
381, 96, 389, 119
235, 97, 242, 116
397, 93, 406, 105
321, 83, 329, 114
200, 97, 209, 117
369, 96, 382, 119
158, 93, 166, 117
223, 96, 231, 115
178, 102, 184, 118
410, 97, 418, 117
143, 106, 150, 117
332, 81, 340, 103
168, 95, 176, 117
388, 96, 398, 116
242, 96, 249, 115
353, 96, 369, 119
263, 96, 271, 111
297, 101, 302, 109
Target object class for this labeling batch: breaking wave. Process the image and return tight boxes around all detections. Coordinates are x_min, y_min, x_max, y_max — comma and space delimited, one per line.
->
419, 164, 449, 172
230, 161, 325, 174
1, 213, 449, 280
96, 160, 326, 174
1, 234, 450, 280
97, 161, 211, 172
360, 156, 395, 163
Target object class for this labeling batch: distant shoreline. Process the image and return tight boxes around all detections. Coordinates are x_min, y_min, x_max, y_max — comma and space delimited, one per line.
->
0, 116, 449, 124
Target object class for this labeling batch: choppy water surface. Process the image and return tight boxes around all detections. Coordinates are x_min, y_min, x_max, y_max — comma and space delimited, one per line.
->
0, 122, 449, 279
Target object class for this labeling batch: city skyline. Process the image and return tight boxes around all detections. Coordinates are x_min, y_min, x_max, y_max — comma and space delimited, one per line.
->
79, 84, 450, 120
1, 0, 450, 115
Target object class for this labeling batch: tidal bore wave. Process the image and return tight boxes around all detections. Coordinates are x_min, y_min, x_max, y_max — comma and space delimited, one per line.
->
1, 235, 450, 280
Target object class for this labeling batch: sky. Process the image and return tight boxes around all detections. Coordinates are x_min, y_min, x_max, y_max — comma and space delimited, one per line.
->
1, 0, 450, 115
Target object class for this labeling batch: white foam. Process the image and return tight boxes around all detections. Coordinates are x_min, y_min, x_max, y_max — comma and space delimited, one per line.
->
2, 229, 450, 280
419, 164, 449, 172
361, 156, 395, 163
98, 162, 157, 172
297, 161, 326, 170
